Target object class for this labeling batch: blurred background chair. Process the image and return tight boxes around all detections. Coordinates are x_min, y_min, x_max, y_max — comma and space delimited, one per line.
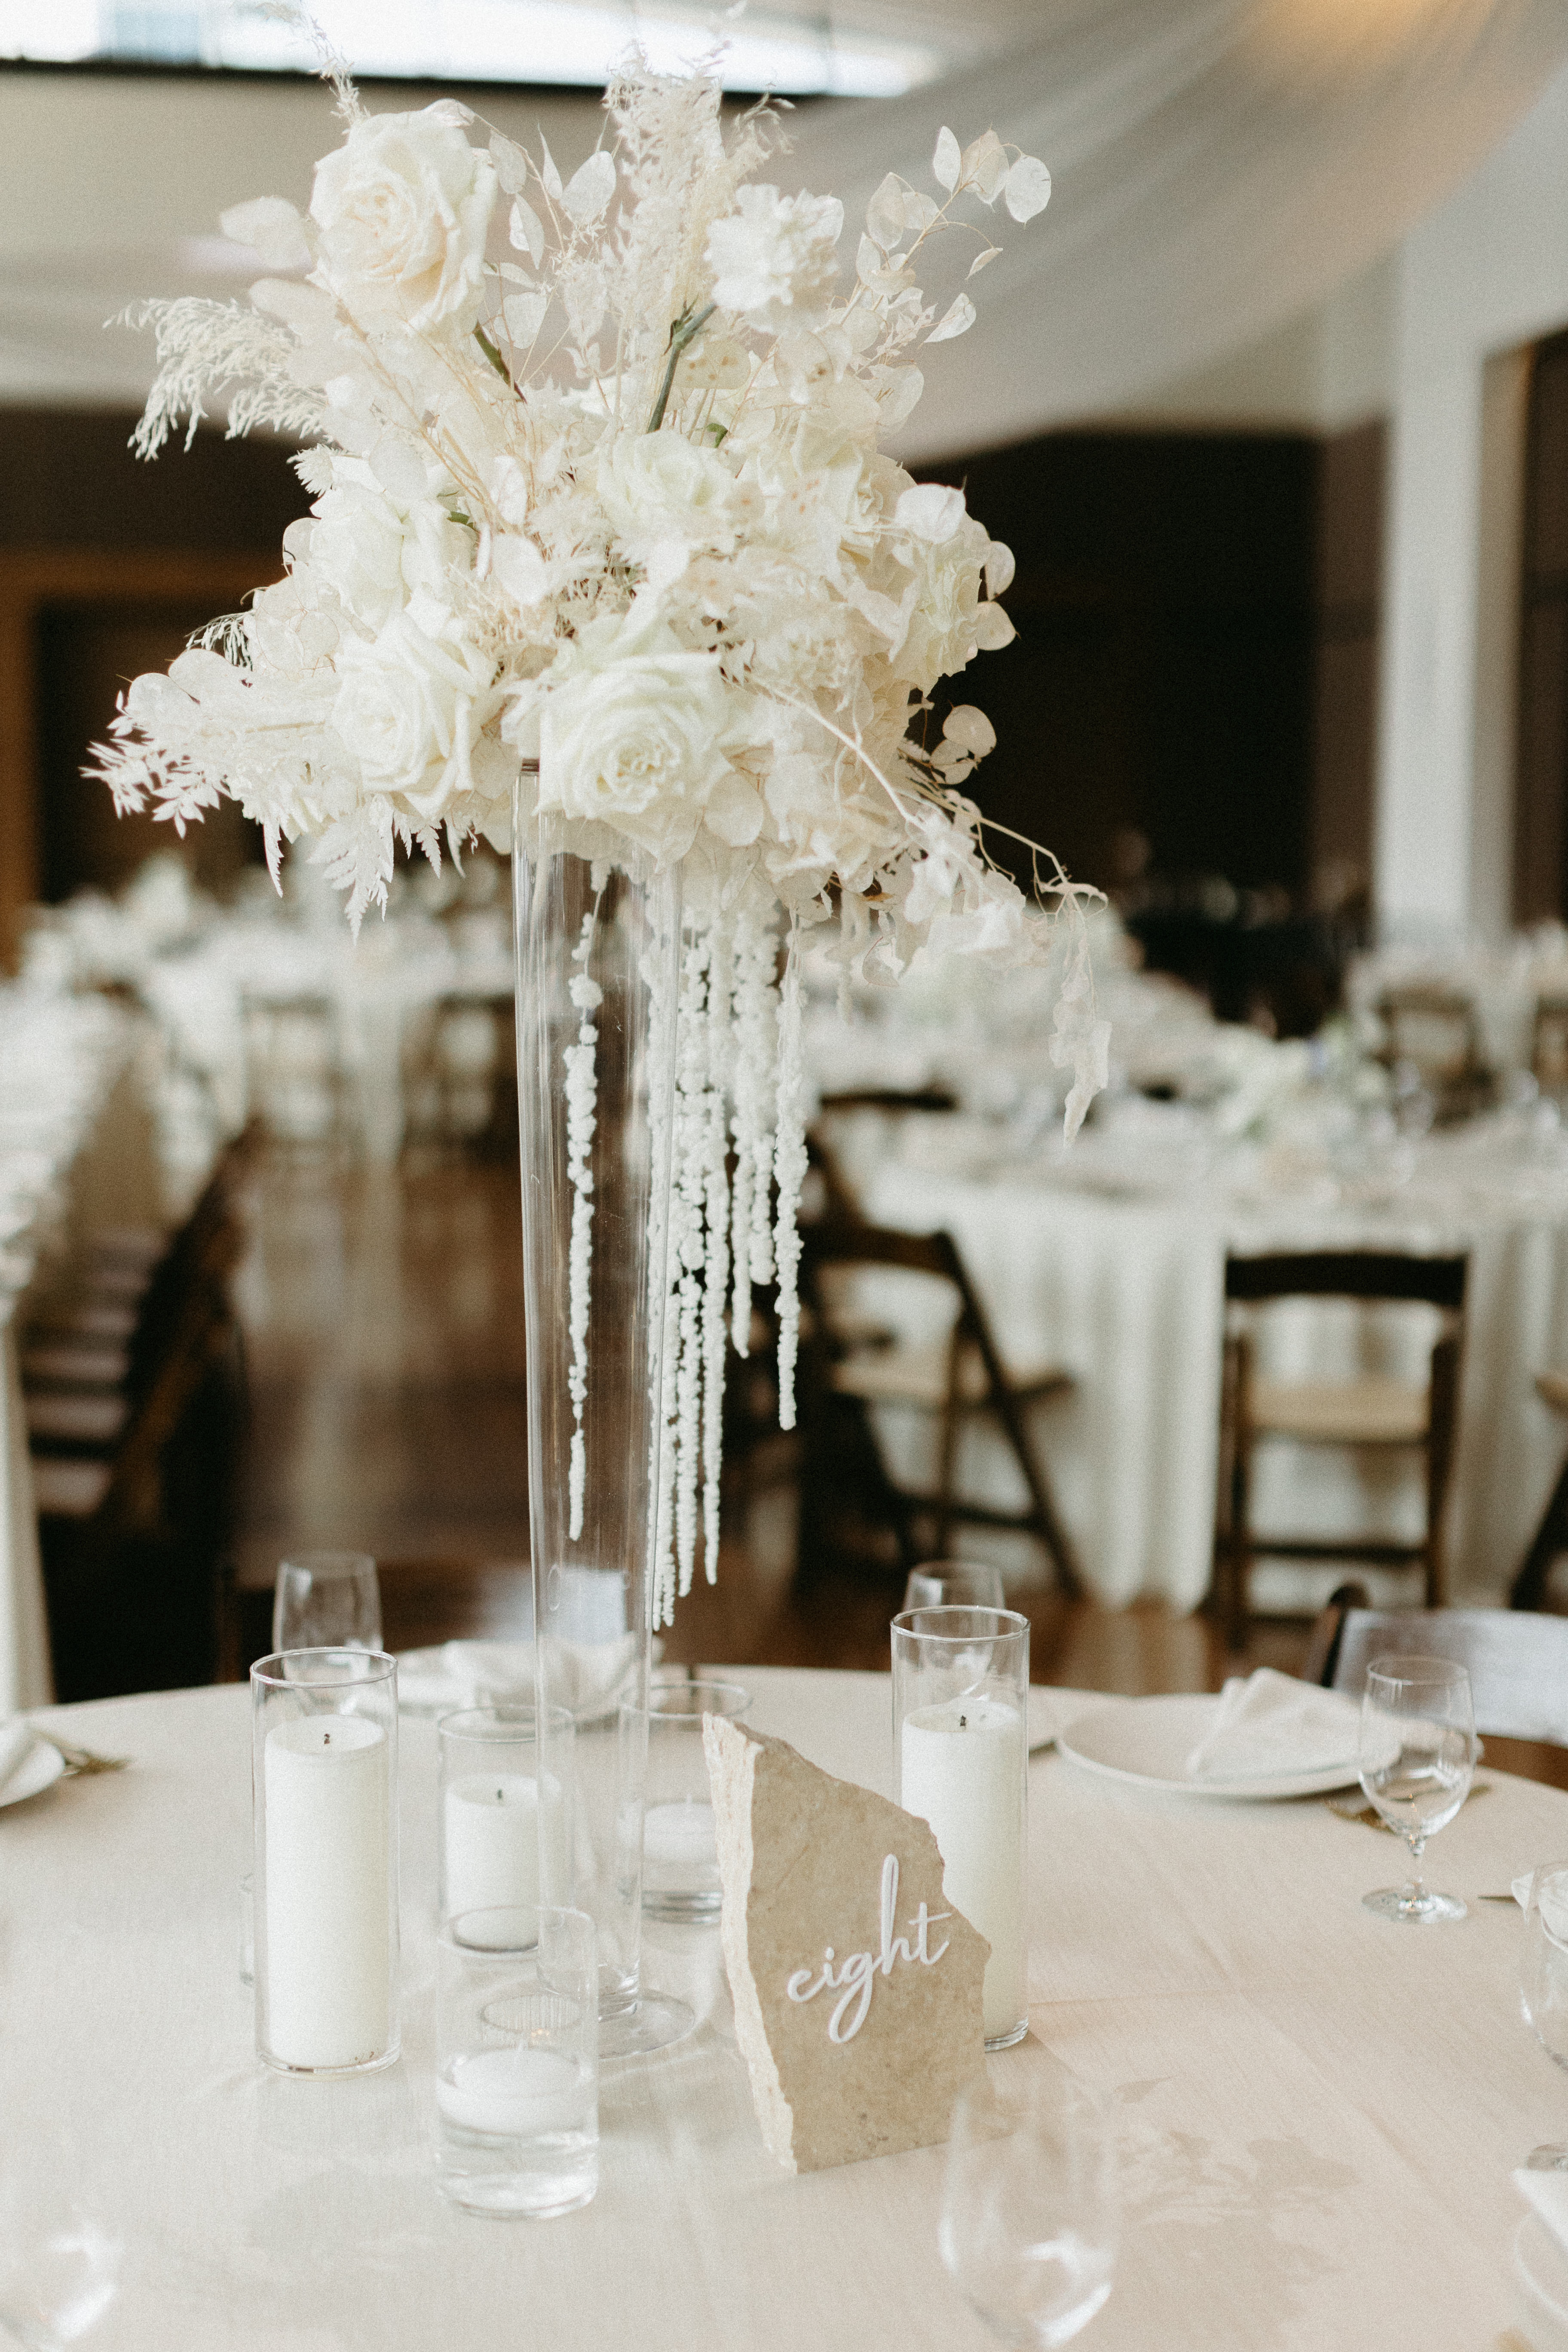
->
1216, 1250, 1468, 1648
796, 1211, 1080, 1597
1306, 1584, 1568, 1781
1510, 1370, 1568, 1610
24, 1134, 252, 1698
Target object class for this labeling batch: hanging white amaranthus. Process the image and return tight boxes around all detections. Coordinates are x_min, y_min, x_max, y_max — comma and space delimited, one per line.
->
89, 52, 1109, 1621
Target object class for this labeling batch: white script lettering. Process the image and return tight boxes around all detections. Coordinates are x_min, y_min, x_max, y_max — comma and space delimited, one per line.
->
784, 1855, 951, 2043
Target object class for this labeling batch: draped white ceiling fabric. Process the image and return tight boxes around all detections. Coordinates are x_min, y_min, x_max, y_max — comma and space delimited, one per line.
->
1, 0, 1567, 446
782, 0, 1568, 458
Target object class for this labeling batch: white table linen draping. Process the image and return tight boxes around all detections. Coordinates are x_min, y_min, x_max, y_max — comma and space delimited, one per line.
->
4, 1666, 1566, 2351
863, 1120, 1568, 1610
0, 989, 175, 1711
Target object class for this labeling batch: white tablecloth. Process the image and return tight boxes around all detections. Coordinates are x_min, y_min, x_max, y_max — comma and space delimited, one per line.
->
864, 1121, 1568, 1609
4, 1666, 1565, 2350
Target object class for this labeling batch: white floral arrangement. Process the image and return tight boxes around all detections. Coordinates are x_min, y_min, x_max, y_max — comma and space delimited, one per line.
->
91, 50, 1109, 1622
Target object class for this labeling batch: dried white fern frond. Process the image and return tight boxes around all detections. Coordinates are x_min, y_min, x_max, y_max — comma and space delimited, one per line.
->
122, 298, 325, 456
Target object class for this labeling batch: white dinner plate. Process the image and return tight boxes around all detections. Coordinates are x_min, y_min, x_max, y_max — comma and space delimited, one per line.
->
1056, 1694, 1361, 1801
0, 1737, 66, 1810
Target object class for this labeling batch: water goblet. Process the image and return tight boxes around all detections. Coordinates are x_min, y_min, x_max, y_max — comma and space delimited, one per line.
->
1519, 1860, 1568, 2169
939, 2066, 1117, 2349
1357, 1655, 1475, 1923
903, 1562, 1007, 1613
272, 1550, 382, 1654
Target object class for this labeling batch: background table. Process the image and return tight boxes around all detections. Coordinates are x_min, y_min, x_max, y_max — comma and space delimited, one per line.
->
863, 1117, 1568, 1611
5, 1666, 1565, 2350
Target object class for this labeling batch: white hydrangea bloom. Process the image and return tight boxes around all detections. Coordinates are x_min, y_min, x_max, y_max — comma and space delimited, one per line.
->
706, 186, 843, 334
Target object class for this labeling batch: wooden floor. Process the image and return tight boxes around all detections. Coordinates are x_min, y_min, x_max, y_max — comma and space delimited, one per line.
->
232, 1151, 1308, 1695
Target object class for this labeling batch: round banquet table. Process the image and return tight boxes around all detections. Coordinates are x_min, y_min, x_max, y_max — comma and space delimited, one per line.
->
6, 1665, 1567, 2352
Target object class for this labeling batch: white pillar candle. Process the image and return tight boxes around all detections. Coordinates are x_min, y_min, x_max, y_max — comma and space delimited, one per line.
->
443, 1773, 567, 1931
642, 1800, 717, 1868
263, 1714, 391, 2070
900, 1696, 1025, 2040
438, 2047, 588, 2138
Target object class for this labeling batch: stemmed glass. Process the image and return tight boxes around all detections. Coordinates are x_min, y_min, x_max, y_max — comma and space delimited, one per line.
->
272, 1550, 383, 1653
1357, 1656, 1476, 1923
939, 2067, 1117, 2349
904, 1562, 1008, 1612
1519, 1861, 1568, 2169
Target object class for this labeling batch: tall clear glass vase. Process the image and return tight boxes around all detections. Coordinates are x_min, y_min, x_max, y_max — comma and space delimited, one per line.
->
511, 782, 689, 2057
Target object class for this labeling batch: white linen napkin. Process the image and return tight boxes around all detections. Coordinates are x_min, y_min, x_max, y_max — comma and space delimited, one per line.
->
0, 1717, 38, 1798
1513, 1872, 1568, 1944
1185, 1669, 1363, 1781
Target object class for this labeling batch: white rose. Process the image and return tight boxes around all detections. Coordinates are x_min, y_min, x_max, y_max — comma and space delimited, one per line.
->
307, 484, 407, 629
331, 610, 499, 820
597, 433, 739, 566
537, 614, 741, 861
707, 186, 843, 336
310, 105, 496, 333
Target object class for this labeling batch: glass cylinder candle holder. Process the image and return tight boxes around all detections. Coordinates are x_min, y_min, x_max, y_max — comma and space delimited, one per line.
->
438, 1706, 575, 1942
639, 1681, 750, 1921
435, 1905, 598, 2218
892, 1606, 1029, 2051
251, 1649, 400, 2077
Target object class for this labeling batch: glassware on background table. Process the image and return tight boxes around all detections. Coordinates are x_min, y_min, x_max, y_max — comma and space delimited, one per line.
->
435, 1905, 598, 2218
639, 1680, 750, 1921
939, 2065, 1117, 2349
251, 1648, 400, 2076
893, 1606, 1029, 2049
438, 1706, 574, 1937
272, 1551, 382, 1654
1520, 1861, 1568, 2169
903, 1562, 1008, 1613
1357, 1655, 1475, 1923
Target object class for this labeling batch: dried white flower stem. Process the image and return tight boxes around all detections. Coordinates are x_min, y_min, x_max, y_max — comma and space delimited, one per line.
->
563, 906, 602, 1541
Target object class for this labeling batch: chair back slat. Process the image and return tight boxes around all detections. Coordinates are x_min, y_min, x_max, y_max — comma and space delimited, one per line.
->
1225, 1251, 1467, 1311
1329, 1607, 1568, 1743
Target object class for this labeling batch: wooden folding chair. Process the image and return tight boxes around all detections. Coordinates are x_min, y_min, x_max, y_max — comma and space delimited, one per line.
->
1216, 1250, 1468, 1648
797, 1214, 1081, 1595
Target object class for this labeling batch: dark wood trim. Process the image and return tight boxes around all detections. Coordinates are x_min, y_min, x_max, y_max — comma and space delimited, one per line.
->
0, 546, 281, 968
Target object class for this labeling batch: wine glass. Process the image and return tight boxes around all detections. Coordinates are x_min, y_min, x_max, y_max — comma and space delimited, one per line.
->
272, 1550, 383, 1653
1357, 1656, 1476, 1923
1519, 1861, 1568, 2169
904, 1562, 1007, 1612
939, 2067, 1117, 2349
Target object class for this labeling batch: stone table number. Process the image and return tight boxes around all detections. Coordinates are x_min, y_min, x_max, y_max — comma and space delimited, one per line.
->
704, 1719, 989, 2173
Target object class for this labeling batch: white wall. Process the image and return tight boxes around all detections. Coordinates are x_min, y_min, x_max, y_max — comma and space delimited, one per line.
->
1376, 62, 1568, 942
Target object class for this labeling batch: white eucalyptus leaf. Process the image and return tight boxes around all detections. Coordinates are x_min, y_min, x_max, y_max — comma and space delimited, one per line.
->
984, 538, 1015, 596
972, 600, 1016, 651
895, 482, 966, 542
218, 197, 311, 272
563, 151, 616, 227
961, 130, 1009, 205
509, 197, 545, 264
926, 292, 976, 344
933, 127, 960, 193
498, 263, 534, 285
538, 134, 564, 203
875, 365, 923, 429
941, 704, 996, 758
900, 192, 940, 238
1004, 155, 1052, 223
489, 132, 530, 196
866, 172, 906, 252
968, 246, 1002, 279
856, 233, 883, 285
